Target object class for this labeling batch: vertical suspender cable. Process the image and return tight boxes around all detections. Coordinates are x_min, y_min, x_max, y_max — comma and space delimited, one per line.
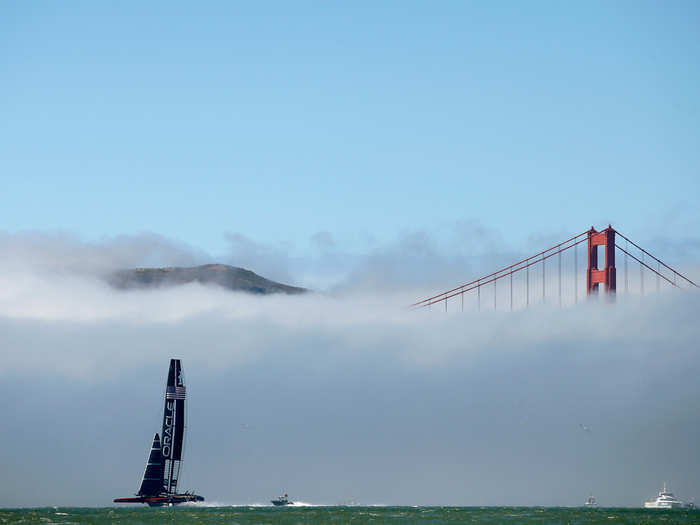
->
641, 252, 644, 296
625, 239, 628, 293
542, 255, 545, 304
657, 261, 660, 293
526, 264, 529, 307
574, 242, 578, 304
477, 279, 481, 312
494, 278, 497, 311
558, 250, 561, 307
510, 270, 513, 312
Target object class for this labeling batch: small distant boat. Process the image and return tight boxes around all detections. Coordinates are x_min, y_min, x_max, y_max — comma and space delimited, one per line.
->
271, 494, 293, 506
644, 482, 684, 509
114, 359, 204, 507
584, 495, 598, 507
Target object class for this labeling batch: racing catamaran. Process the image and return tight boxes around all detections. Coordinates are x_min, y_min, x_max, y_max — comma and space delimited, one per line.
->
114, 359, 204, 506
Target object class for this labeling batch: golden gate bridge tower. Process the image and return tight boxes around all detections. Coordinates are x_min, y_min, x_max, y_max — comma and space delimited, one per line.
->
586, 226, 616, 295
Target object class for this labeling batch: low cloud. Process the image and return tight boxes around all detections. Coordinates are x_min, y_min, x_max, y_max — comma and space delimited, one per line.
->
0, 230, 699, 507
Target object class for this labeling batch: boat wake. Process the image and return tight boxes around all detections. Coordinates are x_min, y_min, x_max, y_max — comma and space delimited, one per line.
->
186, 501, 324, 508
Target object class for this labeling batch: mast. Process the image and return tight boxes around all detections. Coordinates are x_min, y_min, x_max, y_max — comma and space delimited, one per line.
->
161, 359, 186, 494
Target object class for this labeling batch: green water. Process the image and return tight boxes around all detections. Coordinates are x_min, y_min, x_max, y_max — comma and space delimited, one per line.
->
1, 507, 699, 525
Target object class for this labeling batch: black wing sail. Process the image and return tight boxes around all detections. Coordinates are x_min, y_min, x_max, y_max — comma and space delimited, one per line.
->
161, 359, 186, 495
138, 433, 165, 496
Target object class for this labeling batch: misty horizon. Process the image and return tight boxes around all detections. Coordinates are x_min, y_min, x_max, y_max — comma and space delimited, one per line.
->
0, 231, 698, 508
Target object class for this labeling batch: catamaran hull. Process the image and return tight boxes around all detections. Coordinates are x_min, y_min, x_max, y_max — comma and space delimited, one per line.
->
114, 494, 205, 506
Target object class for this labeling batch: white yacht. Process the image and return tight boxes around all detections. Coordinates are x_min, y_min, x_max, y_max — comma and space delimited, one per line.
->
644, 483, 684, 509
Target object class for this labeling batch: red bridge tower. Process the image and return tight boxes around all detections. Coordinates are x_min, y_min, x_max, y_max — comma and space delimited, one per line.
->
587, 226, 616, 295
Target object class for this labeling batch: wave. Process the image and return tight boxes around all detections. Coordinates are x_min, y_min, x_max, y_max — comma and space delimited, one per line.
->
185, 500, 328, 508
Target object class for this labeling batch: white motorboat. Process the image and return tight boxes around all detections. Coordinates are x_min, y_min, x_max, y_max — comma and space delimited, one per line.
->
644, 483, 684, 509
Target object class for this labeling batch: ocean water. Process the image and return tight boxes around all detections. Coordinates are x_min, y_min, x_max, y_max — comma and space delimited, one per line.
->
1, 506, 699, 525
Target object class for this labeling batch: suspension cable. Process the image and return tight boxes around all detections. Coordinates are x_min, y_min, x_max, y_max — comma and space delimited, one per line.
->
615, 244, 678, 289
421, 237, 588, 307
615, 230, 698, 288
412, 230, 589, 307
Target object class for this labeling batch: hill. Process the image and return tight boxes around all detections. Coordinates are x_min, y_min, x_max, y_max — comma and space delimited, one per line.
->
109, 264, 307, 295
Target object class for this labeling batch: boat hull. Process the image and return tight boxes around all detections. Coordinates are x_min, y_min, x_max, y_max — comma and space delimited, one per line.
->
114, 494, 205, 506
644, 501, 683, 509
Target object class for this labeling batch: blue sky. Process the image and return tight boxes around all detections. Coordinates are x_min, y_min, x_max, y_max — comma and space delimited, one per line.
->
2, 1, 699, 260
